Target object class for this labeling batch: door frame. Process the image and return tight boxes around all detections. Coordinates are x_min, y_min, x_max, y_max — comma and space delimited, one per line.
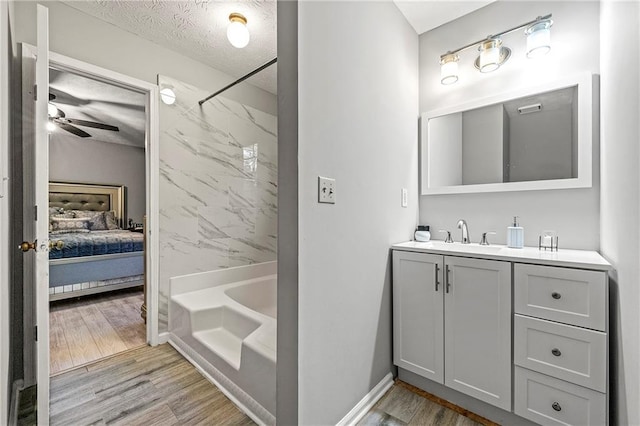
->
21, 45, 160, 388
46, 50, 160, 345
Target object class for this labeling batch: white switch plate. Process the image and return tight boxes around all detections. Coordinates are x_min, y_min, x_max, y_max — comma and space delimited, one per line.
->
318, 176, 336, 204
401, 188, 408, 207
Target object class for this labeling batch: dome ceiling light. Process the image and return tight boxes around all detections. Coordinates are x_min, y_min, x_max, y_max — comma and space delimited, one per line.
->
227, 12, 250, 49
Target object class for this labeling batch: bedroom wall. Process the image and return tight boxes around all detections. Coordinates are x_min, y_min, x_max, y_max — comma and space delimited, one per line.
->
49, 136, 146, 224
49, 136, 145, 226
158, 75, 277, 332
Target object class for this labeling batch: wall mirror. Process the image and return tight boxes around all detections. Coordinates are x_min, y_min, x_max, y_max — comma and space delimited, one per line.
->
421, 73, 594, 195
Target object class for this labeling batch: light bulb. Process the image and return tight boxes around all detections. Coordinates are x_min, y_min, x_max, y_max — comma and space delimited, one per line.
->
227, 13, 249, 49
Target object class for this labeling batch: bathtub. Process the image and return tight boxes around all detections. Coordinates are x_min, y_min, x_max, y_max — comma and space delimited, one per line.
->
168, 261, 276, 425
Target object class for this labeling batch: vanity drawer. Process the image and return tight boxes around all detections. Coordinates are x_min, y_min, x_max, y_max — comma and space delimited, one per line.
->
514, 315, 606, 392
514, 264, 606, 331
515, 367, 606, 426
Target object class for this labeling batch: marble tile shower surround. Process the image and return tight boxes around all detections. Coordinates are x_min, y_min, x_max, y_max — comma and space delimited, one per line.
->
158, 75, 277, 332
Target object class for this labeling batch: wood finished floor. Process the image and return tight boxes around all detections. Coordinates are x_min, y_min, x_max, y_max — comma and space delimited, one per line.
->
49, 343, 255, 426
359, 382, 490, 426
49, 288, 146, 375
43, 341, 492, 426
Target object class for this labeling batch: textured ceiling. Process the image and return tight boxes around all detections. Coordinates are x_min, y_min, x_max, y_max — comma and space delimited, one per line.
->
61, 0, 277, 94
49, 67, 147, 147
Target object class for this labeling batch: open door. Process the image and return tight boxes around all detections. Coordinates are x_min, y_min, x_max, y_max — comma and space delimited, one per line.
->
19, 4, 50, 423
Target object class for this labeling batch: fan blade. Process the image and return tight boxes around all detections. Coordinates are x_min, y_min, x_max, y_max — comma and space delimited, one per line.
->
57, 122, 91, 138
64, 118, 119, 132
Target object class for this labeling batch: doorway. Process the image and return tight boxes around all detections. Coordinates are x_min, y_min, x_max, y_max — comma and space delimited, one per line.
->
23, 45, 159, 410
47, 65, 148, 374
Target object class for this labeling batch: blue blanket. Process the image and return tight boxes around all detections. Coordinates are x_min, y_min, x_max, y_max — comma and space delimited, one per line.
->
49, 230, 144, 259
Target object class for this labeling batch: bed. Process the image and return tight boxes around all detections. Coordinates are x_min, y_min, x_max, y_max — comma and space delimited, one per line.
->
48, 182, 145, 301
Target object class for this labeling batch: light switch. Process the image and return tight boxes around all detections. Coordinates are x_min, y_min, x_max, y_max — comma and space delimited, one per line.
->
318, 176, 335, 204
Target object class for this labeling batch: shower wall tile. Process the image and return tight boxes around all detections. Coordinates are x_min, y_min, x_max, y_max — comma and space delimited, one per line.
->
158, 75, 277, 333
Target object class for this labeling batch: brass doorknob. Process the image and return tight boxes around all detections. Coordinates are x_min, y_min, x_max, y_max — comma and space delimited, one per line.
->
18, 241, 37, 252
49, 240, 64, 250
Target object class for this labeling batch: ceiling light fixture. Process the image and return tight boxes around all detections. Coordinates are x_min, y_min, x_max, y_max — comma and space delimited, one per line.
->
227, 13, 250, 49
439, 14, 552, 85
160, 88, 176, 105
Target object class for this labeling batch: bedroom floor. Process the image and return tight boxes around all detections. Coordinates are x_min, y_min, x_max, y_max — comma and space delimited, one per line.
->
49, 287, 146, 375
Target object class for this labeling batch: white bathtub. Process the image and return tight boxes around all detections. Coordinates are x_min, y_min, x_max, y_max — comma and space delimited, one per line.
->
168, 262, 276, 425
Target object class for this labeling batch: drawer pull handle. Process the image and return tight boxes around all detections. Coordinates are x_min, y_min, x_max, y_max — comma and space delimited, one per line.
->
551, 348, 562, 357
552, 402, 562, 412
435, 264, 440, 292
551, 292, 562, 299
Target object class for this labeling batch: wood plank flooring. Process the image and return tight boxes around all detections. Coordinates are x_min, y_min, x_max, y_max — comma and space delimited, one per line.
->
48, 344, 254, 426
49, 288, 146, 375
359, 381, 495, 426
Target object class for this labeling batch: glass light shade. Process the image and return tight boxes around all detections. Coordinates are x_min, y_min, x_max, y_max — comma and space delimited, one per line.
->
160, 88, 176, 105
47, 102, 58, 117
479, 40, 501, 73
227, 15, 250, 49
526, 21, 552, 58
440, 55, 459, 85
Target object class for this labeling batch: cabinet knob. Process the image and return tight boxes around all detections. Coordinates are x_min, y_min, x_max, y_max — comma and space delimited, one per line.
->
551, 292, 562, 299
551, 348, 562, 357
552, 402, 562, 412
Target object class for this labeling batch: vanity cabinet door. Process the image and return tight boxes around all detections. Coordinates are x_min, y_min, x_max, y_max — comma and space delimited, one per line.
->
444, 256, 512, 411
392, 251, 444, 383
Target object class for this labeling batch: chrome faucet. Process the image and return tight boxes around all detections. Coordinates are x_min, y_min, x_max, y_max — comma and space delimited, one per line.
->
457, 219, 470, 244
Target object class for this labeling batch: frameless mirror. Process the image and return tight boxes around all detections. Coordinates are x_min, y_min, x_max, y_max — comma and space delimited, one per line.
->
421, 74, 594, 195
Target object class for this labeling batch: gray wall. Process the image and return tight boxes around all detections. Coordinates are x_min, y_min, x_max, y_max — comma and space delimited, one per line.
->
419, 1, 600, 250
275, 0, 298, 423
297, 1, 418, 423
600, 2, 640, 425
49, 136, 146, 224
13, 1, 277, 116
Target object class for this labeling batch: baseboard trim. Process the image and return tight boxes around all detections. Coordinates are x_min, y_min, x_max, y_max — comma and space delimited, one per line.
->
337, 372, 394, 426
157, 331, 170, 344
168, 334, 275, 426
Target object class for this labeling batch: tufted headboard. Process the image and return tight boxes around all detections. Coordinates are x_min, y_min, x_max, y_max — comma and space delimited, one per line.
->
49, 182, 126, 227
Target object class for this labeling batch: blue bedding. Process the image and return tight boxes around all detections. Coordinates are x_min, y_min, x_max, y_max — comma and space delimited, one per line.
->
49, 230, 144, 259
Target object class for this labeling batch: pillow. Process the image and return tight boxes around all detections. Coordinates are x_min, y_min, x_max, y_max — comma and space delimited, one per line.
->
104, 211, 120, 230
70, 210, 108, 231
50, 217, 91, 234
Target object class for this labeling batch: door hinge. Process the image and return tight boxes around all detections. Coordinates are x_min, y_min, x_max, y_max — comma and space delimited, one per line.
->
34, 326, 37, 341
33, 84, 37, 101
34, 205, 38, 221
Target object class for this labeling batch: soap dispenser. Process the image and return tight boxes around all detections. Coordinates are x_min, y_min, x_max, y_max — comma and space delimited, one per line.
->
507, 216, 524, 249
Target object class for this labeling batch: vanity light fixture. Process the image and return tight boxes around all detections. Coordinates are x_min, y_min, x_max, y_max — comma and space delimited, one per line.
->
439, 14, 552, 85
227, 12, 250, 49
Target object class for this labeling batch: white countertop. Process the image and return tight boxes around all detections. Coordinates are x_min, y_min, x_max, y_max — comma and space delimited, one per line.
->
392, 241, 612, 271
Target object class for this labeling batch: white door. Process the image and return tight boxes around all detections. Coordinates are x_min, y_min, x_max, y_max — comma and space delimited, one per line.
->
20, 4, 50, 423
392, 251, 444, 383
443, 256, 511, 411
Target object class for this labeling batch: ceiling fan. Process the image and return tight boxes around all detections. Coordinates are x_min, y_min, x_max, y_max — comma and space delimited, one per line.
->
48, 93, 120, 138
